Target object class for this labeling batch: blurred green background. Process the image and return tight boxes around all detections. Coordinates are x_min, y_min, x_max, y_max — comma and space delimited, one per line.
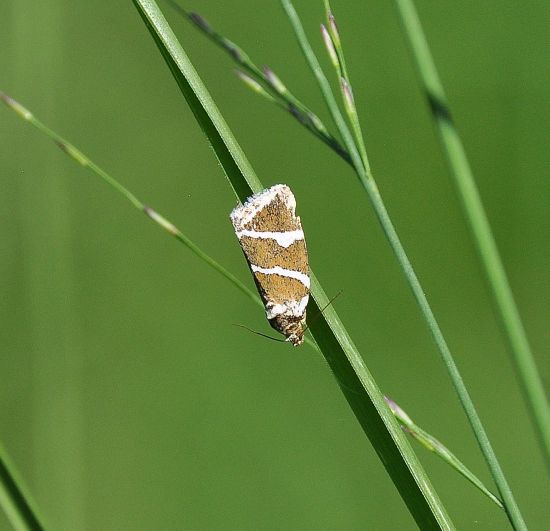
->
1, 0, 549, 529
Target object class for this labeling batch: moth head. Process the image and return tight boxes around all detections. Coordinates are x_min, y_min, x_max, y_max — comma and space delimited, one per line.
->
286, 329, 305, 347
272, 314, 306, 347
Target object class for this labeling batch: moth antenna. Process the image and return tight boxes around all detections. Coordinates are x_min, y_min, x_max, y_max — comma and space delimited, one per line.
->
233, 323, 286, 343
302, 290, 343, 335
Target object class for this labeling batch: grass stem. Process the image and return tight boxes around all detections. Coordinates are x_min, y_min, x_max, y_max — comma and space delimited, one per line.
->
167, 0, 353, 165
386, 397, 503, 509
0, 91, 258, 310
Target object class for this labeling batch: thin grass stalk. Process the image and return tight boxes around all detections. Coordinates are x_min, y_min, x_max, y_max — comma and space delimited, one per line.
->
394, 0, 550, 473
385, 398, 503, 509
0, 92, 257, 311
0, 444, 46, 531
166, 1, 352, 164
281, 1, 526, 528
133, 1, 455, 527
168, 1, 309, 117
320, 2, 366, 166
234, 66, 334, 160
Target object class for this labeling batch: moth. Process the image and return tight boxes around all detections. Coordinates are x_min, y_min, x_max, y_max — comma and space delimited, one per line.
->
230, 184, 309, 346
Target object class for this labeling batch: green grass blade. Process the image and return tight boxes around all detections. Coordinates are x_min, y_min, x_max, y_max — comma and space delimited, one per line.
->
410, 424, 503, 509
320, 1, 367, 168
0, 91, 260, 313
386, 398, 503, 509
394, 0, 550, 474
0, 444, 46, 531
281, 2, 526, 528
132, 0, 454, 528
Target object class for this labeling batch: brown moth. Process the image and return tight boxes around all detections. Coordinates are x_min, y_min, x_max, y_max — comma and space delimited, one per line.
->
230, 184, 309, 346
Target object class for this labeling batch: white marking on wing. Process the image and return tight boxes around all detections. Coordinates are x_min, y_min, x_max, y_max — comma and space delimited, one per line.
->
251, 265, 310, 288
296, 294, 309, 315
230, 184, 296, 228
266, 295, 309, 319
265, 302, 287, 319
236, 229, 304, 248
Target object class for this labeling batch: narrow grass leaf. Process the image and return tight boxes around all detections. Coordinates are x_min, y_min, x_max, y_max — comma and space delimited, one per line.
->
132, 0, 454, 528
0, 91, 260, 311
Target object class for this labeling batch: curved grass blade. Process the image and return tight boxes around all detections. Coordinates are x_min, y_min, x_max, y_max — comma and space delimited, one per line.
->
394, 0, 550, 474
132, 1, 454, 528
0, 443, 46, 531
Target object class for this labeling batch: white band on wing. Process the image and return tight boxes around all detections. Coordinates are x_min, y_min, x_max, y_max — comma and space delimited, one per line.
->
236, 229, 304, 248
266, 295, 309, 319
251, 265, 310, 288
